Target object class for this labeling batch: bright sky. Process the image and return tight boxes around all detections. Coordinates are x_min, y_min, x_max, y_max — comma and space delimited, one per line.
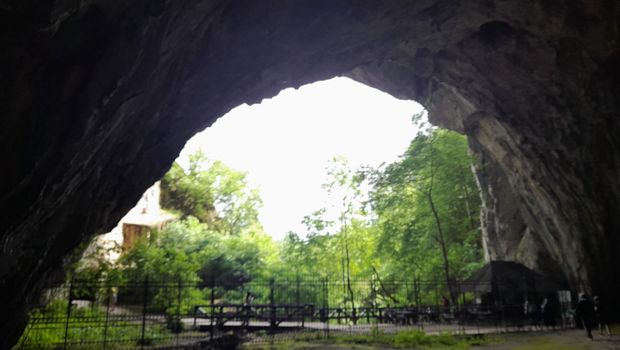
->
179, 77, 423, 240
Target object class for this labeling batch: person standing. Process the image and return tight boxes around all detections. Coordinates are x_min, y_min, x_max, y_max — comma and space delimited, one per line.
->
523, 299, 530, 328
530, 299, 542, 329
541, 298, 556, 330
524, 299, 540, 330
593, 296, 612, 336
575, 293, 596, 340
441, 295, 450, 314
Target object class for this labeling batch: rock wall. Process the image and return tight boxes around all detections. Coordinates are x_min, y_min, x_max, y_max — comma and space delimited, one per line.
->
1, 1, 619, 347
470, 139, 565, 282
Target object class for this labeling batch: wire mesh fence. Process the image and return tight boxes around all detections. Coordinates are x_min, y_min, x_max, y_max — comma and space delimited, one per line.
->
16, 276, 574, 349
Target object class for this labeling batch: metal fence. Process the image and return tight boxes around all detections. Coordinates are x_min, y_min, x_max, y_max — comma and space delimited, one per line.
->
16, 277, 574, 349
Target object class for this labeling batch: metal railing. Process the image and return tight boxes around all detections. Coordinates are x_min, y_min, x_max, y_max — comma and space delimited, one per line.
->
16, 277, 573, 349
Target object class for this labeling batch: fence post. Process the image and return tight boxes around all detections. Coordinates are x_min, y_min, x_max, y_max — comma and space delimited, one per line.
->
63, 277, 74, 350
244, 288, 250, 332
296, 275, 302, 327
269, 278, 276, 330
210, 281, 215, 343
416, 278, 420, 305
102, 281, 111, 350
366, 279, 371, 324
140, 277, 148, 350
193, 305, 197, 330
459, 287, 466, 335
324, 277, 330, 337
495, 275, 505, 331
176, 280, 182, 346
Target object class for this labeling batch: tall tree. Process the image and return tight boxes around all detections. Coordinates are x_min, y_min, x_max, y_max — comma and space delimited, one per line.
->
161, 150, 262, 236
369, 121, 482, 303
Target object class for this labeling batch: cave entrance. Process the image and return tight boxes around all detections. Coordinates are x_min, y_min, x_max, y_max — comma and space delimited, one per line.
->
4, 1, 620, 348
15, 77, 513, 349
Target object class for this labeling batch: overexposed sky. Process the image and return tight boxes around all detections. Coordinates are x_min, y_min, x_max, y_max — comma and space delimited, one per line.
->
179, 77, 423, 240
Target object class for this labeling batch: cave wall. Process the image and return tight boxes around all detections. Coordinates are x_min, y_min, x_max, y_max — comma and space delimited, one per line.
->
1, 0, 619, 347
470, 139, 564, 281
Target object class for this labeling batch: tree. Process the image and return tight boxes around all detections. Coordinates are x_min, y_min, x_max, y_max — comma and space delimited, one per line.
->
121, 153, 274, 312
161, 151, 262, 236
369, 118, 482, 303
206, 160, 262, 236
117, 217, 279, 309
323, 156, 364, 315
161, 151, 217, 225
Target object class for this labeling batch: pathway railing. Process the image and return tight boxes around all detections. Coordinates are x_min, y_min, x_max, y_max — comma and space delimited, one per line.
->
16, 277, 573, 349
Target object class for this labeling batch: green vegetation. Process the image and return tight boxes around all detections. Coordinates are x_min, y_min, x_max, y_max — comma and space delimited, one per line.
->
123, 112, 482, 305
508, 337, 583, 350
274, 116, 483, 304
161, 150, 262, 235
16, 301, 170, 349
368, 122, 483, 303
21, 113, 486, 348
242, 329, 491, 350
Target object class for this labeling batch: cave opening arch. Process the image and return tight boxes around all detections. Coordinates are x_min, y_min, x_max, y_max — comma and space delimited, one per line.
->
2, 1, 619, 348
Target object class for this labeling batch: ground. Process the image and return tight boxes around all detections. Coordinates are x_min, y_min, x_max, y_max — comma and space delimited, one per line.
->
476, 329, 619, 350
244, 329, 620, 350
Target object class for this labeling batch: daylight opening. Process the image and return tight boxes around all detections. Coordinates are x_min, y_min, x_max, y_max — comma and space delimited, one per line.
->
178, 77, 423, 239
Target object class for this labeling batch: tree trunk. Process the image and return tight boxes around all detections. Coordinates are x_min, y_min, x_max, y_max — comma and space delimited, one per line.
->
343, 223, 356, 324
427, 189, 456, 305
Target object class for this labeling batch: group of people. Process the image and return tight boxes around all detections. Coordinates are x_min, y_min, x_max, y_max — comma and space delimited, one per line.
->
575, 293, 612, 340
523, 293, 613, 339
523, 298, 556, 329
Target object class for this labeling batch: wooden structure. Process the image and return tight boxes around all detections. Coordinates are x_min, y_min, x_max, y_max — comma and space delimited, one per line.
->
460, 261, 559, 297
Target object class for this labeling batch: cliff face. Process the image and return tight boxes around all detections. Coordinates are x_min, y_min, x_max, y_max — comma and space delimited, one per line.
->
1, 1, 619, 347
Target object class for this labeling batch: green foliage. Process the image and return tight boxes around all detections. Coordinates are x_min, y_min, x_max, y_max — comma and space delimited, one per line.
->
116, 153, 275, 313
331, 329, 487, 349
242, 329, 490, 350
368, 125, 483, 297
272, 123, 483, 306
161, 151, 262, 236
116, 217, 277, 313
16, 300, 170, 349
22, 123, 488, 349
161, 158, 217, 224
82, 123, 482, 310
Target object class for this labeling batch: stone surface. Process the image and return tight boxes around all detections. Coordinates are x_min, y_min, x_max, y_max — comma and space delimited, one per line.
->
1, 1, 619, 348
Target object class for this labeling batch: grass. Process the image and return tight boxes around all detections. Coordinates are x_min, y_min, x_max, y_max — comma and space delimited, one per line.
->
244, 324, 620, 350
507, 336, 584, 350
484, 324, 620, 350
243, 328, 492, 350
14, 300, 172, 350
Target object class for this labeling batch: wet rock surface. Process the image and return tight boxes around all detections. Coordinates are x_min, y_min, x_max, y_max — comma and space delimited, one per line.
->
1, 1, 619, 348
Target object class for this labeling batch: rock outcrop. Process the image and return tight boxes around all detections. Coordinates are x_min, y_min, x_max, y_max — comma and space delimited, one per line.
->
1, 1, 618, 348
